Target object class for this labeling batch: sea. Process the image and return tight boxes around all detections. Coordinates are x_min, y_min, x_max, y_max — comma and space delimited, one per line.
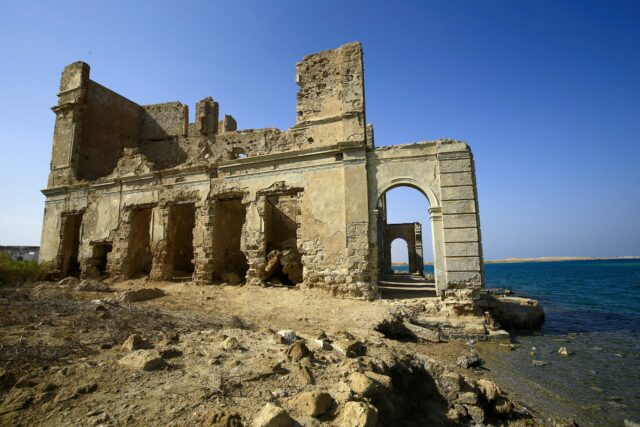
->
401, 259, 640, 426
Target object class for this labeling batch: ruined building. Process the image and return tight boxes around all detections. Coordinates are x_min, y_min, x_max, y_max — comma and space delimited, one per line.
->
39, 42, 484, 298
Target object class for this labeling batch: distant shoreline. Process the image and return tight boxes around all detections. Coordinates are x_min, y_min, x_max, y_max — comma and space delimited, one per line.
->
391, 256, 640, 267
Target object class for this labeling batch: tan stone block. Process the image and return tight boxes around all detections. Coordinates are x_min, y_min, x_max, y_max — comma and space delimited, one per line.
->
439, 159, 472, 173
443, 228, 478, 243
447, 271, 482, 285
442, 200, 476, 214
445, 242, 480, 257
445, 257, 481, 272
441, 186, 475, 201
443, 214, 478, 228
440, 172, 474, 187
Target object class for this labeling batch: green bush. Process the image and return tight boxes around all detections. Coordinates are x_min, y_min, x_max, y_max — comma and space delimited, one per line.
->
0, 250, 44, 286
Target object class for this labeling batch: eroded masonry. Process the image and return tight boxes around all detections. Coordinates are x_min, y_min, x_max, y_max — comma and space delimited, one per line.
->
40, 42, 484, 298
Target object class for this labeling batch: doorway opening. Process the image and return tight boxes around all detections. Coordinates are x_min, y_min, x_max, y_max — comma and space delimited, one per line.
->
60, 213, 83, 277
90, 242, 112, 276
168, 203, 196, 278
213, 197, 248, 282
263, 194, 303, 286
390, 238, 409, 272
377, 186, 435, 299
127, 207, 153, 277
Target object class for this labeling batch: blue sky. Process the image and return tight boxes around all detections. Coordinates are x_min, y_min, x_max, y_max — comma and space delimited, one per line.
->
0, 0, 638, 260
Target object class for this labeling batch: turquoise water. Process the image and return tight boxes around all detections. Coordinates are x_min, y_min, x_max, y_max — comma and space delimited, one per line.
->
398, 260, 640, 425
483, 260, 640, 426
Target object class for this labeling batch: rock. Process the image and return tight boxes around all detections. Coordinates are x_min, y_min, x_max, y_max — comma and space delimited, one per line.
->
253, 403, 294, 427
0, 370, 17, 391
334, 340, 366, 358
493, 396, 514, 415
309, 338, 332, 351
285, 342, 310, 362
456, 352, 481, 368
465, 404, 485, 423
117, 288, 165, 302
206, 409, 243, 427
58, 276, 80, 287
487, 296, 545, 330
122, 334, 152, 351
457, 391, 477, 405
118, 350, 164, 371
296, 364, 315, 385
476, 378, 500, 401
349, 372, 391, 397
532, 360, 549, 366
337, 401, 378, 427
76, 279, 111, 292
220, 336, 241, 351
438, 372, 462, 401
288, 391, 333, 417
277, 330, 297, 344
160, 331, 180, 345
558, 347, 573, 356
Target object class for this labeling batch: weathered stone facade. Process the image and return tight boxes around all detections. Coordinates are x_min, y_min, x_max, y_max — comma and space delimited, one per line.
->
39, 42, 484, 298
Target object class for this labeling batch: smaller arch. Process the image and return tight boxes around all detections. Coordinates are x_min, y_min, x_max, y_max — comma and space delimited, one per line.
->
377, 177, 440, 208
390, 237, 410, 272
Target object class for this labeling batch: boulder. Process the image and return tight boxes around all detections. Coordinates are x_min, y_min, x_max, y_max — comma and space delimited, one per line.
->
349, 372, 391, 397
122, 334, 152, 351
476, 378, 500, 401
337, 401, 378, 427
288, 391, 333, 417
558, 347, 572, 357
118, 350, 164, 371
285, 342, 310, 362
334, 340, 365, 358
253, 403, 294, 427
57, 276, 80, 287
486, 296, 545, 330
117, 288, 165, 303
277, 330, 297, 344
76, 280, 111, 292
456, 352, 481, 369
220, 336, 241, 351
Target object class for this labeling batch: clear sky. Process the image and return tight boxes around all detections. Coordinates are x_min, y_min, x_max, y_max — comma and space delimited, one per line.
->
1, 0, 638, 260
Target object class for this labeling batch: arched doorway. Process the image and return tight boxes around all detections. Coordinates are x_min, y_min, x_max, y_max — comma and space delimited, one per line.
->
390, 238, 409, 271
375, 184, 440, 298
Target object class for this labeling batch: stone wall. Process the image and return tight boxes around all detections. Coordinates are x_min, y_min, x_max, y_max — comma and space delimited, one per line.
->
40, 42, 485, 299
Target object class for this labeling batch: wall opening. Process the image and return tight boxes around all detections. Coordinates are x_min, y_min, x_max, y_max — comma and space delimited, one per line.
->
168, 203, 196, 278
213, 198, 248, 281
127, 207, 153, 278
60, 213, 83, 277
390, 238, 409, 272
377, 186, 433, 278
90, 242, 112, 276
263, 194, 303, 286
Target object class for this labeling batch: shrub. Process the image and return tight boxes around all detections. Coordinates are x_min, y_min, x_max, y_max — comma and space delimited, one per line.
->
0, 250, 44, 286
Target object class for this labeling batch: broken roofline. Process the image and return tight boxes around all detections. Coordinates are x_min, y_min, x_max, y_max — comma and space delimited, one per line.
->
39, 42, 485, 299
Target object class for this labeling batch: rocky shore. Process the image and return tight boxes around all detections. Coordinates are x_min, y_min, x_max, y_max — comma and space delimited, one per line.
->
0, 278, 556, 426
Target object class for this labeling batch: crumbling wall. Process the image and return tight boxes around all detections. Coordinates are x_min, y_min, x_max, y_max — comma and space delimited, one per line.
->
76, 81, 142, 181
40, 42, 485, 299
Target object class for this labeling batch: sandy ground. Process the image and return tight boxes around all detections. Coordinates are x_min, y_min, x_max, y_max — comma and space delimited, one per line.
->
0, 279, 542, 426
